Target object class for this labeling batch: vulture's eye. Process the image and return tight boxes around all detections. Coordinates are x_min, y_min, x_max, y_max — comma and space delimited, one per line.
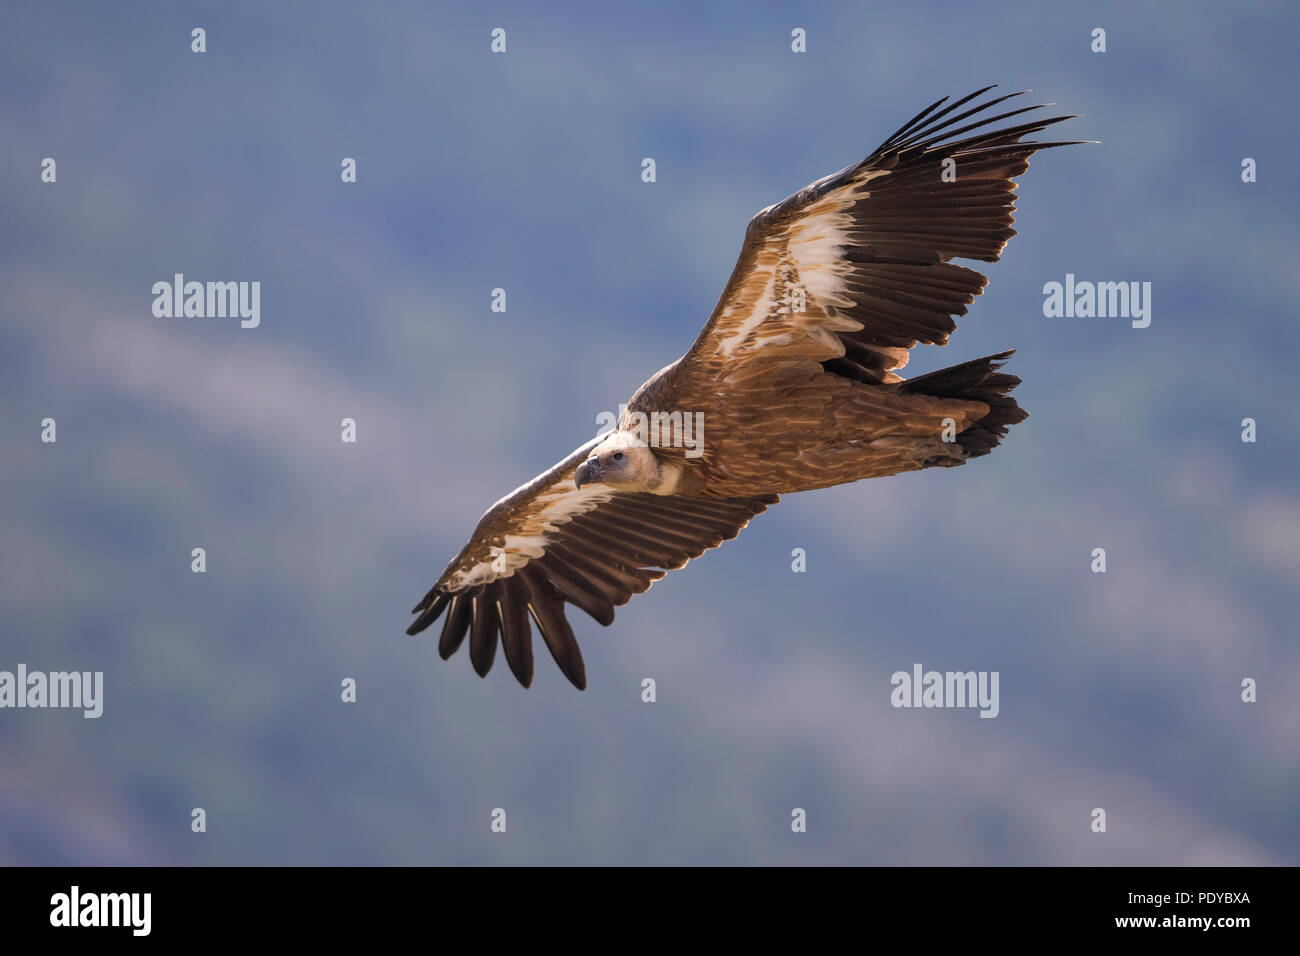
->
613, 452, 625, 462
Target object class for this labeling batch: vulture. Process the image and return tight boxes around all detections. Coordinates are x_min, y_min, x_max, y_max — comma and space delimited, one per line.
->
408, 87, 1081, 689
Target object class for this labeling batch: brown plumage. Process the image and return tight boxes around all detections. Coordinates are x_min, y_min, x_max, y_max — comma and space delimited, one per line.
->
408, 87, 1081, 688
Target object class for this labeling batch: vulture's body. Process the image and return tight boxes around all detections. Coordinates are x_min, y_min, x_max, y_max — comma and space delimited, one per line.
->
408, 88, 1081, 688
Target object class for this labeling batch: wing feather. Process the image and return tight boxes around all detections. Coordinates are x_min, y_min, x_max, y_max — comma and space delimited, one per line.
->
665, 89, 1082, 387
519, 565, 587, 691
496, 579, 534, 687
437, 593, 472, 661
469, 585, 501, 678
407, 438, 778, 688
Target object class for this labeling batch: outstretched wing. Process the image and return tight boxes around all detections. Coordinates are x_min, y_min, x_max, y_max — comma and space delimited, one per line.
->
407, 437, 776, 689
640, 87, 1080, 433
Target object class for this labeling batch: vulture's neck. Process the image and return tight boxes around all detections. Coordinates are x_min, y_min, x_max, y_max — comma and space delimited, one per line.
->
643, 456, 683, 496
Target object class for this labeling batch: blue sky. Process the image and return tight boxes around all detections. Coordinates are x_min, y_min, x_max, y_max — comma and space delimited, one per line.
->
1, 1, 1297, 864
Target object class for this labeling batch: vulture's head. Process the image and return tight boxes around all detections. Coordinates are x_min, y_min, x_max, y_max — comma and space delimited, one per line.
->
575, 431, 659, 492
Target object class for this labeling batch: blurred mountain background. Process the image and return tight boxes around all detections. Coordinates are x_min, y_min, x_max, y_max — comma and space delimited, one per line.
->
1, 0, 1296, 864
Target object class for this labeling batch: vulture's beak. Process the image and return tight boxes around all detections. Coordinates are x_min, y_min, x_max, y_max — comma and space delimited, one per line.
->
574, 456, 601, 489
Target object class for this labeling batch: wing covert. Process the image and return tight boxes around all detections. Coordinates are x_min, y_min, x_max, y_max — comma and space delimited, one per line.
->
407, 437, 776, 688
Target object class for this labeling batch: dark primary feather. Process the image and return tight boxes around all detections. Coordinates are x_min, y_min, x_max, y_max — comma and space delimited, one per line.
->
407, 488, 777, 689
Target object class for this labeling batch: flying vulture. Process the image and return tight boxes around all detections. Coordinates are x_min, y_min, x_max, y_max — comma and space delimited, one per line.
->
408, 87, 1080, 689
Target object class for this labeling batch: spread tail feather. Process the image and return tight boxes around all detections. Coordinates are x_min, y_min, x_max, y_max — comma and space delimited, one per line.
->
899, 349, 1028, 458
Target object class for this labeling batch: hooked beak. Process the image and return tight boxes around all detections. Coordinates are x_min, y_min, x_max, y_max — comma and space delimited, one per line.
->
574, 456, 601, 489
